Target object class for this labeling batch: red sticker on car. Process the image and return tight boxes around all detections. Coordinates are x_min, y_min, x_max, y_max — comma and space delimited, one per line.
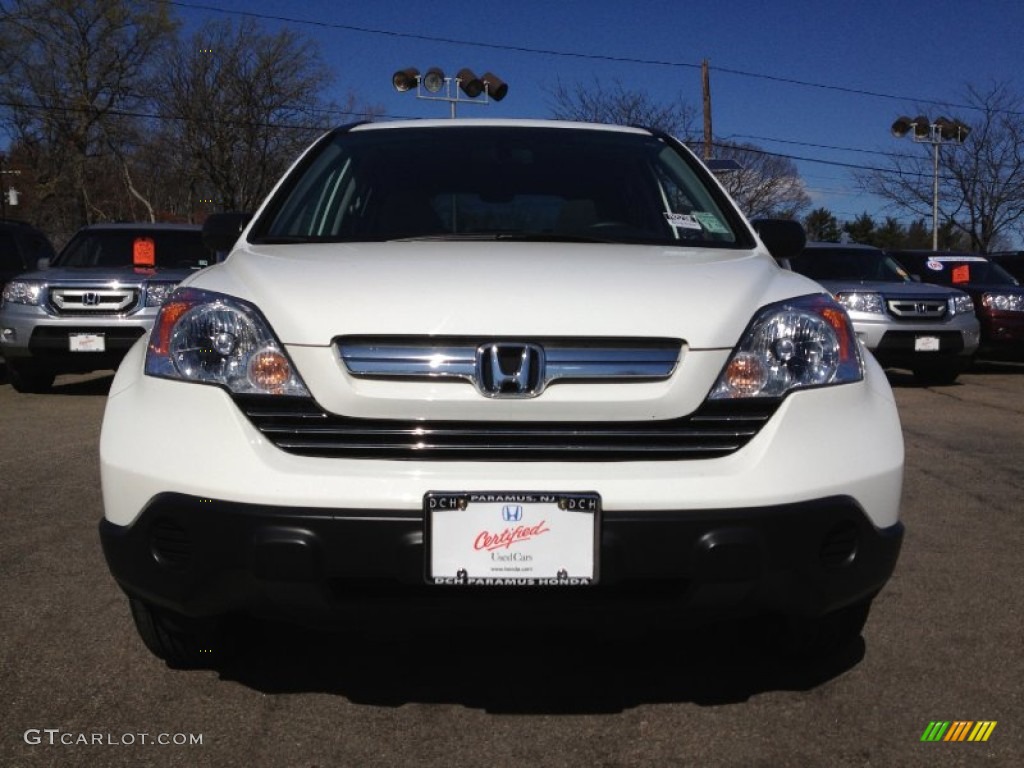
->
951, 264, 970, 283
133, 237, 156, 267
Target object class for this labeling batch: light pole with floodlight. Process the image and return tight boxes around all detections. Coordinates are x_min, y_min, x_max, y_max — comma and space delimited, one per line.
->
891, 115, 970, 251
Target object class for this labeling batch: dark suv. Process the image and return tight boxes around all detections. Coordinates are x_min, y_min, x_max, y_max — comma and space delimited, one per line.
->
988, 251, 1024, 283
0, 219, 55, 288
889, 250, 1024, 359
0, 223, 212, 392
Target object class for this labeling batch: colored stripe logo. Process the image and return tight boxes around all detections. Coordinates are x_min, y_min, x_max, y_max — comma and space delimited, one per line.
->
921, 721, 997, 742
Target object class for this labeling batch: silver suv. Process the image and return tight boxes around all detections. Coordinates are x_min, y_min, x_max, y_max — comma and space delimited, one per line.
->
788, 242, 980, 384
0, 223, 211, 392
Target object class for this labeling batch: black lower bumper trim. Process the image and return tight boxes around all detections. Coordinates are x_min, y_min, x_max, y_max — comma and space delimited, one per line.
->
99, 493, 903, 626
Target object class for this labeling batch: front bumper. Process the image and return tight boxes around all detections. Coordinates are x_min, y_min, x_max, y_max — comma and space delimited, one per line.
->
0, 303, 154, 371
978, 310, 1024, 352
100, 340, 905, 625
848, 313, 980, 369
100, 492, 903, 624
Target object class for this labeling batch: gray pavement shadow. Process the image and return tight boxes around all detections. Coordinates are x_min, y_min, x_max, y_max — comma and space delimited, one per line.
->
212, 610, 865, 713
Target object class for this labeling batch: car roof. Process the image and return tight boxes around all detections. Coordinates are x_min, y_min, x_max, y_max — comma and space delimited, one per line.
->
0, 218, 48, 232
889, 250, 991, 260
347, 118, 654, 136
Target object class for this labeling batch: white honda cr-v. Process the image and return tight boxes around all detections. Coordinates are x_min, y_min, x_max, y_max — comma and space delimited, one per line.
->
98, 119, 904, 667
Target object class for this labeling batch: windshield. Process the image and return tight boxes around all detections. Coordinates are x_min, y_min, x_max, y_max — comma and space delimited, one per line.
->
893, 253, 1018, 286
251, 126, 749, 247
790, 247, 911, 282
54, 228, 212, 269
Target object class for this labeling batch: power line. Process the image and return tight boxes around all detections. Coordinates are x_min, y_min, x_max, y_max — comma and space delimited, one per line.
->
0, 94, 947, 185
154, 0, 1022, 117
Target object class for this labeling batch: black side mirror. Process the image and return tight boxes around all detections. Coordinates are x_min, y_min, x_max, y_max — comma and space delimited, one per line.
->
202, 212, 252, 254
751, 218, 807, 262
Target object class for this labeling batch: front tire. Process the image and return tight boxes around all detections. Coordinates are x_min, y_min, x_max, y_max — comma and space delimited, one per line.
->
7, 360, 55, 393
911, 364, 961, 386
128, 597, 235, 668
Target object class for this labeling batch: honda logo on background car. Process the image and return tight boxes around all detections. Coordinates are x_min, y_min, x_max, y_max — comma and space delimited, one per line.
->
475, 343, 545, 397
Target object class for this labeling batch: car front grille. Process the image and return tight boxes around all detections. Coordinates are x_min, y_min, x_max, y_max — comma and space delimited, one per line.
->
48, 287, 140, 315
232, 395, 781, 462
886, 297, 948, 320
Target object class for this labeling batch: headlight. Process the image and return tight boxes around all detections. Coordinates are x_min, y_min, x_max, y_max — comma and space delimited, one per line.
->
834, 291, 885, 315
145, 281, 180, 307
710, 294, 863, 399
981, 292, 1024, 312
1, 279, 45, 306
145, 287, 310, 396
949, 294, 974, 315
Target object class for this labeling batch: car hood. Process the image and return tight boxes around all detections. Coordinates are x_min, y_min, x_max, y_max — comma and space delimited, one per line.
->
953, 281, 1024, 294
186, 241, 823, 349
19, 266, 197, 282
812, 279, 966, 296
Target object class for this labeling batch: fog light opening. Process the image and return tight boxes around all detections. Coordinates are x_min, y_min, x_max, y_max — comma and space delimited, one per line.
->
820, 520, 860, 569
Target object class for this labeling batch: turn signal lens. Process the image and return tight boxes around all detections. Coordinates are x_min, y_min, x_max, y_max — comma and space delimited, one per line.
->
247, 348, 293, 393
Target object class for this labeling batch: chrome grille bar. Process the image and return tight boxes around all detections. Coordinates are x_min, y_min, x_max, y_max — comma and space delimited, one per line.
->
338, 338, 681, 383
887, 298, 948, 319
233, 395, 780, 462
49, 287, 139, 315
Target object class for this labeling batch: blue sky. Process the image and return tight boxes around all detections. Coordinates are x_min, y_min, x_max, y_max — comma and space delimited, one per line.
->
170, 0, 1024, 238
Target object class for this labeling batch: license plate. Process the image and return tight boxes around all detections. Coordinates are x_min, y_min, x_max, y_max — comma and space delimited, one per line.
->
426, 492, 599, 585
915, 336, 940, 352
69, 333, 105, 352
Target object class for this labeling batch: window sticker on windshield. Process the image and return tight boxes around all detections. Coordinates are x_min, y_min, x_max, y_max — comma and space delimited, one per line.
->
926, 259, 944, 271
951, 265, 970, 283
133, 237, 156, 267
664, 212, 702, 230
692, 211, 730, 234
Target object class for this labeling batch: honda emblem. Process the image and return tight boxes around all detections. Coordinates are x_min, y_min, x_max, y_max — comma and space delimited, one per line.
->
475, 343, 545, 397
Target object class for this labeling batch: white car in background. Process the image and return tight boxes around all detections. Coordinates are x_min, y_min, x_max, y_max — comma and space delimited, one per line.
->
98, 120, 904, 667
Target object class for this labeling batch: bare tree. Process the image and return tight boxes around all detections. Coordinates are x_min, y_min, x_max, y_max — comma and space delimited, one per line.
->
712, 142, 811, 219
0, 0, 176, 235
546, 78, 697, 139
156, 18, 361, 215
547, 80, 809, 219
858, 82, 1024, 252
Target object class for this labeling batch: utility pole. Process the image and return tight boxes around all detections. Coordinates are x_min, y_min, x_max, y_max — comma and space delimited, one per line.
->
702, 59, 713, 161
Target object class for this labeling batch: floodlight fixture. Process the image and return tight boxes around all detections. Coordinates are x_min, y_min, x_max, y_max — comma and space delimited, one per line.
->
422, 67, 446, 94
392, 67, 419, 93
392, 65, 509, 117
912, 115, 931, 138
481, 72, 509, 102
457, 68, 484, 98
891, 116, 914, 138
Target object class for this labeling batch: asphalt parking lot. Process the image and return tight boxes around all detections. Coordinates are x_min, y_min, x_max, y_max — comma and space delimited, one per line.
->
0, 361, 1021, 767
